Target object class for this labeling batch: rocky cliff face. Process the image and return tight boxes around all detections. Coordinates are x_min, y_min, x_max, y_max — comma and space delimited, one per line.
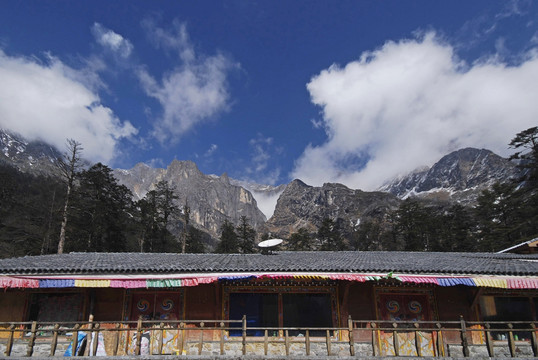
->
0, 129, 63, 176
114, 160, 267, 238
264, 180, 401, 239
379, 148, 521, 204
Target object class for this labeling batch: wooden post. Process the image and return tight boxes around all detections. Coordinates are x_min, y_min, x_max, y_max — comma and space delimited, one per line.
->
179, 322, 185, 355
26, 321, 37, 357
348, 316, 355, 356
392, 322, 399, 356
264, 329, 268, 356
507, 323, 516, 358
371, 322, 378, 356
84, 315, 94, 356
113, 323, 120, 356
242, 315, 247, 355
135, 317, 142, 355
326, 329, 332, 356
436, 323, 445, 357
5, 324, 15, 356
49, 323, 60, 356
220, 322, 225, 355
285, 329, 290, 356
71, 323, 80, 357
460, 315, 469, 357
198, 322, 204, 355
531, 323, 538, 357
414, 322, 422, 357
157, 322, 164, 355
305, 329, 311, 356
92, 323, 100, 356
485, 323, 494, 357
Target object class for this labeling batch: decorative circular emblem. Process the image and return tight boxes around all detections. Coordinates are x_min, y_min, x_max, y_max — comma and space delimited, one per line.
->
386, 300, 400, 313
137, 299, 150, 312
408, 300, 422, 314
161, 298, 174, 311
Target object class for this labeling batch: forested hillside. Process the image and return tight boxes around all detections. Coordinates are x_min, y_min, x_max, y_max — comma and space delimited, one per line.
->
0, 160, 210, 258
0, 127, 536, 257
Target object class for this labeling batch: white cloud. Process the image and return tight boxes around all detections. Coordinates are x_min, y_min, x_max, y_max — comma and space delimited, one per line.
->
292, 32, 538, 190
243, 134, 282, 186
249, 135, 273, 172
0, 50, 137, 163
91, 23, 133, 59
250, 190, 284, 219
142, 19, 195, 63
139, 21, 236, 144
204, 144, 218, 157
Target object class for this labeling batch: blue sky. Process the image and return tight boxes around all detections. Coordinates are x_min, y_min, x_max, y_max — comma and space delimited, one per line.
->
1, 0, 538, 192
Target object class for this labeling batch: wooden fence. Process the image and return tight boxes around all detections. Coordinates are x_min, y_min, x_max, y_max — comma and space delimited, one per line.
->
0, 316, 537, 357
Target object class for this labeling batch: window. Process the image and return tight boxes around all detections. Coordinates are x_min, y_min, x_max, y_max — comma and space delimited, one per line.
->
226, 286, 336, 337
480, 296, 534, 341
229, 293, 278, 336
283, 293, 332, 336
28, 293, 83, 323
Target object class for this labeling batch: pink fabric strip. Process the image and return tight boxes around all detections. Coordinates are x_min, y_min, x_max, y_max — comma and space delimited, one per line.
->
110, 280, 147, 288
328, 274, 366, 282
507, 278, 538, 289
197, 276, 218, 284
398, 276, 438, 284
181, 278, 199, 287
0, 277, 40, 288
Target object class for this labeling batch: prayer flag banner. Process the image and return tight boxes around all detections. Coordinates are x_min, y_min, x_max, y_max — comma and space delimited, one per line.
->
0, 273, 536, 289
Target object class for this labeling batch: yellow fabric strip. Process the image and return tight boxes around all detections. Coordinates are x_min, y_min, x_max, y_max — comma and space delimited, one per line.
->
74, 279, 111, 288
473, 278, 507, 288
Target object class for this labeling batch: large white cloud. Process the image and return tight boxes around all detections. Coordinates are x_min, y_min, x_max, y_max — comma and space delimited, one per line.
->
0, 50, 137, 163
293, 33, 538, 190
139, 20, 236, 144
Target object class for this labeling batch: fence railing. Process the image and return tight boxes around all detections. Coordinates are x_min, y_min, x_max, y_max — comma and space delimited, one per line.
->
0, 316, 536, 357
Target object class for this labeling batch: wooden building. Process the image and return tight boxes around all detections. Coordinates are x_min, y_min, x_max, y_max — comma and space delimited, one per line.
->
0, 251, 537, 357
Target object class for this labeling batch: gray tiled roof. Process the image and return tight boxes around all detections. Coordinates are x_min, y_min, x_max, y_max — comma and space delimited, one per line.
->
0, 251, 537, 276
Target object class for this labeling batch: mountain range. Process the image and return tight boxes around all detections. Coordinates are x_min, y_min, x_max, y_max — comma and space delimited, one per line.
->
0, 128, 521, 244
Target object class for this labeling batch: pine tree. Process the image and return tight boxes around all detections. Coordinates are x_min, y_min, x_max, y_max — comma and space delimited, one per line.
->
317, 218, 345, 251
509, 126, 538, 186
136, 181, 180, 253
236, 216, 256, 253
474, 183, 520, 251
352, 220, 383, 251
180, 202, 206, 253
69, 163, 135, 252
185, 226, 206, 253
288, 227, 312, 251
435, 204, 475, 252
216, 220, 239, 253
392, 199, 439, 251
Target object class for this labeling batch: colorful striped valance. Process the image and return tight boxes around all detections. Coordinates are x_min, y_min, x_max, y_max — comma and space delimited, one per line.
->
0, 274, 537, 289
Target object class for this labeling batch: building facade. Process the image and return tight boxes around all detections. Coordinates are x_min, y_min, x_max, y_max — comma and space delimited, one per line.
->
0, 251, 537, 357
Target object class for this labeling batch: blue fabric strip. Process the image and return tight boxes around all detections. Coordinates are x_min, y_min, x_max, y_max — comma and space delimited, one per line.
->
39, 279, 75, 288
218, 275, 256, 281
437, 278, 475, 287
